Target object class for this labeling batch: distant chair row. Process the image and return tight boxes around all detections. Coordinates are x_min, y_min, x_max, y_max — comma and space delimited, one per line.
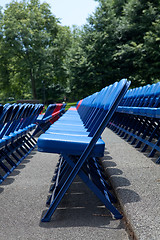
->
0, 103, 43, 183
108, 82, 160, 163
33, 103, 66, 136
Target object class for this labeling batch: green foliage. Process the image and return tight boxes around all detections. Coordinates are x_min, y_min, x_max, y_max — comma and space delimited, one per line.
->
1, 0, 160, 102
66, 0, 160, 97
65, 102, 77, 111
0, 0, 72, 102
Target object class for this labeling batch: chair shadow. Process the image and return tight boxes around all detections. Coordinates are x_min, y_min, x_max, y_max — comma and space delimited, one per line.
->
101, 151, 140, 204
0, 177, 15, 186
39, 149, 140, 229
28, 148, 38, 156
0, 151, 35, 188
0, 187, 4, 193
39, 176, 125, 229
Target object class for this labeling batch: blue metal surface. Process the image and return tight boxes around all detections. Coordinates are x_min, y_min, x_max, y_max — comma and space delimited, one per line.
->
37, 79, 130, 222
0, 103, 43, 183
108, 82, 160, 163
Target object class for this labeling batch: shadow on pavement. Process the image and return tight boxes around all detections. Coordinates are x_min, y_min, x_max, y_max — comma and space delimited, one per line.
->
39, 175, 125, 229
102, 150, 140, 204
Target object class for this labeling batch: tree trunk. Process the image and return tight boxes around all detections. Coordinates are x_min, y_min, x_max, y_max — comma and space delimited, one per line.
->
30, 68, 37, 99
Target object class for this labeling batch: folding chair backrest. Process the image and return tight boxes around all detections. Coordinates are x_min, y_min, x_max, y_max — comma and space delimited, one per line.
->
88, 80, 130, 136
0, 105, 14, 138
76, 100, 83, 109
87, 79, 130, 148
126, 87, 138, 106
9, 104, 26, 133
4, 104, 20, 136
0, 105, 3, 115
135, 85, 150, 107
150, 82, 160, 107
43, 104, 56, 119
33, 104, 44, 122
120, 89, 131, 106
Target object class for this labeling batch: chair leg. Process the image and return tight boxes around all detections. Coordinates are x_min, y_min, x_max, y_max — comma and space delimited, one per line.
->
41, 153, 122, 222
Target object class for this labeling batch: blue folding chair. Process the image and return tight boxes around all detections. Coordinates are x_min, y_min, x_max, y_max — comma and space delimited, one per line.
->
38, 79, 130, 222
33, 104, 66, 136
0, 103, 44, 183
109, 82, 160, 163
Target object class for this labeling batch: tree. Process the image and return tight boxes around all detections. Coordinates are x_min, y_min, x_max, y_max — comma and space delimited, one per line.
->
67, 0, 121, 100
0, 0, 68, 101
142, 18, 160, 83
1, 0, 160, 102
114, 0, 160, 86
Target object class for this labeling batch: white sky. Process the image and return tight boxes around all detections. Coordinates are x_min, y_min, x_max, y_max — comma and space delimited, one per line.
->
0, 0, 99, 27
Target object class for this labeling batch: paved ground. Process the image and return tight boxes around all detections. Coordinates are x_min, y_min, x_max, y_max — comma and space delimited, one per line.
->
102, 128, 160, 240
1, 127, 159, 240
0, 139, 129, 240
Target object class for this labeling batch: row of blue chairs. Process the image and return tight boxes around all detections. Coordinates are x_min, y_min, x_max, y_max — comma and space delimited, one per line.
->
108, 82, 160, 163
33, 103, 66, 136
0, 103, 43, 183
37, 79, 130, 222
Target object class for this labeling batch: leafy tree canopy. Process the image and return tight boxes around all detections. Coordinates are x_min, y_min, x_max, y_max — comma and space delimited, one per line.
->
1, 0, 160, 102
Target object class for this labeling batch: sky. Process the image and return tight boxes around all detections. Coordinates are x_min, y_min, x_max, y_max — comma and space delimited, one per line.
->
0, 0, 99, 27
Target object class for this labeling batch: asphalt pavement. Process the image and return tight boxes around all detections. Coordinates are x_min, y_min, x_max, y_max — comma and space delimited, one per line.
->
0, 127, 159, 239
0, 139, 129, 240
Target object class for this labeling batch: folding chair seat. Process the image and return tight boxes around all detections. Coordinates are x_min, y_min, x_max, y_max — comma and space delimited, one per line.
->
53, 119, 84, 125
50, 87, 114, 134
37, 79, 130, 222
48, 99, 96, 131
65, 93, 97, 119
49, 86, 119, 138
38, 134, 105, 157
60, 112, 81, 120
45, 129, 89, 136
46, 111, 86, 130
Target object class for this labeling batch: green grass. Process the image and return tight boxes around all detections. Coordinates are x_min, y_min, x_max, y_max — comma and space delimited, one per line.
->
65, 102, 77, 111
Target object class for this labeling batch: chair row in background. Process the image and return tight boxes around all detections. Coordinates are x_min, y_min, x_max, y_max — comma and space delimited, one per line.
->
108, 81, 160, 164
33, 103, 66, 136
0, 103, 44, 183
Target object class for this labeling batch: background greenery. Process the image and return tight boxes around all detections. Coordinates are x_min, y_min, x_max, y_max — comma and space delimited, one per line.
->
0, 0, 160, 104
